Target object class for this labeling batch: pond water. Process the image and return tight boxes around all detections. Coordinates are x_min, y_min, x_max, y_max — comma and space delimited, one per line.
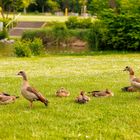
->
0, 43, 14, 57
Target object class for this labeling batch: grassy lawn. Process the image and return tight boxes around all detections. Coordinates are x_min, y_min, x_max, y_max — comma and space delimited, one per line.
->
1, 14, 96, 22
0, 14, 68, 22
17, 15, 68, 22
0, 54, 140, 140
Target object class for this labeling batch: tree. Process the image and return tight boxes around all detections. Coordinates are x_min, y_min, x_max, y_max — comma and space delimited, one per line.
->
46, 0, 59, 13
0, 0, 12, 18
36, 0, 47, 13
22, 0, 35, 14
88, 0, 108, 15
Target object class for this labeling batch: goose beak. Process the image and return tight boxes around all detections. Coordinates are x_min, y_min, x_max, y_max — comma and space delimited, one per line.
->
17, 72, 20, 75
123, 68, 127, 71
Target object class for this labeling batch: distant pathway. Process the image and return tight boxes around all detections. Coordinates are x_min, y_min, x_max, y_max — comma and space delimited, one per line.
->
9, 21, 45, 36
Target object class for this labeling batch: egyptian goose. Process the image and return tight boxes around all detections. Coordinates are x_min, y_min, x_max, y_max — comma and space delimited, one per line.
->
123, 66, 140, 90
17, 71, 48, 108
121, 86, 137, 92
55, 87, 70, 97
75, 91, 90, 104
0, 92, 19, 105
88, 89, 114, 97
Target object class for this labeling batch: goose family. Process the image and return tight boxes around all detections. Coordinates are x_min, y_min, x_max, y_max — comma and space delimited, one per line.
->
2, 66, 139, 107
17, 71, 48, 108
0, 92, 19, 105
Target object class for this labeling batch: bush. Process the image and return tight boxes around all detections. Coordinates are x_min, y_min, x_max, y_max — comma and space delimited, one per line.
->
14, 38, 44, 57
78, 18, 92, 28
101, 12, 140, 51
66, 16, 93, 29
65, 16, 79, 29
0, 28, 8, 39
0, 18, 11, 27
22, 24, 70, 47
52, 22, 69, 43
28, 38, 44, 56
22, 29, 47, 42
87, 9, 140, 51
14, 40, 31, 57
88, 21, 107, 50
69, 29, 89, 41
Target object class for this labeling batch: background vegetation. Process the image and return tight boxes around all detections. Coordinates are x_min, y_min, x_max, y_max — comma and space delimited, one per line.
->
0, 0, 139, 15
0, 0, 139, 53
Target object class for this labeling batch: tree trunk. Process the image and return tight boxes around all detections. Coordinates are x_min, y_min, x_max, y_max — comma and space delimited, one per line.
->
1, 10, 5, 19
6, 5, 11, 19
42, 5, 44, 13
23, 7, 27, 14
0, 5, 5, 19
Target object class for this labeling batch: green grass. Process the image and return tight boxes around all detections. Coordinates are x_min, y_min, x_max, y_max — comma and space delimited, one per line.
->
17, 15, 68, 22
0, 54, 140, 140
1, 14, 96, 22
2, 15, 68, 22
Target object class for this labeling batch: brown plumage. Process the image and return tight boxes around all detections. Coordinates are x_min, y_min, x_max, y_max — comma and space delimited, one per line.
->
123, 66, 140, 90
17, 71, 48, 108
75, 91, 90, 104
55, 87, 70, 97
0, 92, 19, 105
121, 86, 137, 92
88, 89, 114, 97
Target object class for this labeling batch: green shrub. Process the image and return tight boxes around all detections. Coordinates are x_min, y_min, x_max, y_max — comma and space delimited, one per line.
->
101, 12, 140, 51
22, 24, 70, 46
88, 21, 107, 50
52, 22, 69, 43
14, 40, 31, 57
29, 38, 44, 56
66, 16, 93, 29
69, 29, 89, 41
22, 29, 47, 42
78, 18, 92, 28
65, 16, 79, 29
14, 38, 44, 57
0, 18, 11, 27
0, 28, 8, 39
87, 9, 140, 51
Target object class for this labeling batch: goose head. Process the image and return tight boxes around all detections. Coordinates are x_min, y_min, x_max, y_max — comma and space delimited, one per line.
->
17, 71, 27, 81
123, 66, 132, 72
80, 91, 85, 96
123, 66, 134, 75
105, 89, 114, 96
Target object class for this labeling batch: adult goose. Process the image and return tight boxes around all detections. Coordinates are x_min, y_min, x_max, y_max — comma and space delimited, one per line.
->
75, 91, 90, 104
123, 66, 140, 90
0, 92, 19, 105
55, 87, 70, 97
17, 71, 48, 108
88, 89, 114, 97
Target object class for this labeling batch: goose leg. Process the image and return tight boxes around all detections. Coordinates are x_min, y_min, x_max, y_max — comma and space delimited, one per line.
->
29, 101, 33, 108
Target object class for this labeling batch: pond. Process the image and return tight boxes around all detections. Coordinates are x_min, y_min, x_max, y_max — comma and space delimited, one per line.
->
0, 42, 14, 57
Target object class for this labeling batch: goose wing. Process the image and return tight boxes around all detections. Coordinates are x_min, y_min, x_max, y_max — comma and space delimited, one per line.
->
0, 95, 11, 102
26, 87, 47, 103
132, 78, 140, 83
